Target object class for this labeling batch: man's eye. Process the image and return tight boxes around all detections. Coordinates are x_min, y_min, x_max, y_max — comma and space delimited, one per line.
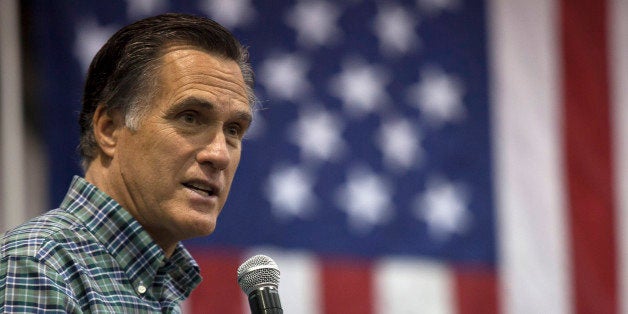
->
179, 112, 198, 124
226, 124, 242, 137
227, 120, 250, 139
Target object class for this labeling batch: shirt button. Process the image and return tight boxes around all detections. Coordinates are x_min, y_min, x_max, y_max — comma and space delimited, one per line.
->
137, 285, 147, 294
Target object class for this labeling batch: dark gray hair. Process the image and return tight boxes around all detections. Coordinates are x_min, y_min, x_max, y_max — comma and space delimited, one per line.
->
78, 13, 254, 169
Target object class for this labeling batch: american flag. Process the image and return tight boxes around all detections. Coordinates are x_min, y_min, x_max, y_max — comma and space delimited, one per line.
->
28, 0, 628, 313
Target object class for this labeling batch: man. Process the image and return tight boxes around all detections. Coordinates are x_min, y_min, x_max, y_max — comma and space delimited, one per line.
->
0, 13, 254, 313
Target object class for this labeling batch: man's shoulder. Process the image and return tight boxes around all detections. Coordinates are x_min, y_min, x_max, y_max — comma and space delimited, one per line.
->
1, 208, 87, 259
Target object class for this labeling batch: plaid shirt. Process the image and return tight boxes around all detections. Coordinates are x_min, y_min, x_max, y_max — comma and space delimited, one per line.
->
0, 176, 202, 313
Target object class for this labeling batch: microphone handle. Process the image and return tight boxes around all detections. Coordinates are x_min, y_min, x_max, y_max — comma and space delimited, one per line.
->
248, 286, 283, 314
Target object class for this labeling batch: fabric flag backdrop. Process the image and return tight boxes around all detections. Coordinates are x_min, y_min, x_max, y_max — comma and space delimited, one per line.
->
25, 0, 628, 313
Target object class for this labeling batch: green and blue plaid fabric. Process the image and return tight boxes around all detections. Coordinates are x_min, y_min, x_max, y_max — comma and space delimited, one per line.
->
0, 176, 201, 313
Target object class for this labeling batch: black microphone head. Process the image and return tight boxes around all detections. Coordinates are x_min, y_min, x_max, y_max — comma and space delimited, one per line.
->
237, 254, 281, 295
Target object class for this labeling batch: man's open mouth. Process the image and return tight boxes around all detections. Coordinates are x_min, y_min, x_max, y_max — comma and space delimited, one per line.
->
183, 182, 216, 197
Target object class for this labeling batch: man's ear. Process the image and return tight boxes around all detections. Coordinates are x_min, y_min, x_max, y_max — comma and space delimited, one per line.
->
92, 104, 123, 158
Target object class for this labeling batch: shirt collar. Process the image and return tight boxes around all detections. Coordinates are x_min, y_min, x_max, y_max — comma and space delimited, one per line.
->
60, 176, 201, 298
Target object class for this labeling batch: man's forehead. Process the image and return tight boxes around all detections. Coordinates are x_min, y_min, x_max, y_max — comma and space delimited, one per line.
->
159, 47, 234, 72
156, 48, 248, 99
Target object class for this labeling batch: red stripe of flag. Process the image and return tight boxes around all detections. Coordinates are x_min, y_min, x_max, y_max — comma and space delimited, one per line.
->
189, 250, 244, 314
454, 266, 498, 314
321, 257, 373, 314
561, 0, 618, 313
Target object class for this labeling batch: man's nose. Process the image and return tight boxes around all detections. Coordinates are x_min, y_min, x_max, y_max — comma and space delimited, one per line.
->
196, 130, 230, 170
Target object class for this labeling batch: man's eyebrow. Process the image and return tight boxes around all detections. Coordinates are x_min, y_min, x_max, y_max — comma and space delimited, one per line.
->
235, 110, 253, 125
170, 97, 253, 123
170, 97, 214, 112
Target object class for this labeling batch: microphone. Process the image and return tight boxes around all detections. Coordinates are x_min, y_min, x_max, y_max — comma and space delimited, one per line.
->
237, 255, 283, 314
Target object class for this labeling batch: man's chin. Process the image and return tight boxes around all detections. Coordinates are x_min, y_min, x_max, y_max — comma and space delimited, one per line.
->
185, 216, 217, 238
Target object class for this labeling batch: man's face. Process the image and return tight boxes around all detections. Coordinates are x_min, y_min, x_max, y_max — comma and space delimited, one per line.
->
113, 46, 252, 247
